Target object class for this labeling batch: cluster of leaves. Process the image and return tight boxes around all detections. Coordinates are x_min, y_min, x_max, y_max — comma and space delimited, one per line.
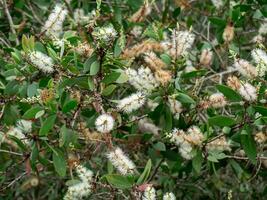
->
1, 0, 267, 199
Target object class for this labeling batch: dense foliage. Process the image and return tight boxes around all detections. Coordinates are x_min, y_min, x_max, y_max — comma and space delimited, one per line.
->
1, 0, 267, 199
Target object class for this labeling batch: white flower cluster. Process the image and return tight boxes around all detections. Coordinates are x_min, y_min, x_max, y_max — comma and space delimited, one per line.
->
28, 51, 54, 73
20, 95, 41, 104
142, 186, 156, 200
206, 136, 231, 152
131, 26, 143, 38
95, 113, 114, 133
238, 82, 258, 102
259, 23, 267, 35
208, 93, 227, 108
163, 192, 176, 200
73, 9, 96, 25
125, 67, 159, 93
92, 25, 117, 44
117, 92, 146, 113
162, 30, 195, 58
7, 119, 32, 146
64, 165, 94, 200
211, 0, 224, 9
107, 147, 136, 175
234, 59, 258, 78
254, 132, 267, 144
138, 118, 161, 135
168, 97, 183, 119
42, 4, 68, 38
251, 49, 267, 77
168, 126, 204, 160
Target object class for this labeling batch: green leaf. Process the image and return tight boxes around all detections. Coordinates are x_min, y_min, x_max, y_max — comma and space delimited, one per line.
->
253, 106, 267, 116
90, 61, 100, 75
62, 100, 77, 113
192, 150, 203, 174
240, 130, 257, 164
102, 72, 120, 84
216, 84, 242, 102
23, 106, 43, 119
39, 114, 57, 136
208, 115, 236, 127
59, 125, 77, 147
209, 17, 226, 27
53, 149, 67, 177
83, 53, 97, 72
136, 159, 152, 185
102, 84, 117, 96
176, 93, 195, 104
182, 70, 207, 79
22, 35, 28, 52
104, 174, 134, 189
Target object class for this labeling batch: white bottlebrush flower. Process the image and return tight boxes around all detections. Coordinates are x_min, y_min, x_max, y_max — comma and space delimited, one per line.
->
251, 49, 267, 77
206, 136, 231, 151
42, 4, 68, 38
238, 82, 257, 102
142, 186, 156, 200
169, 30, 195, 58
16, 119, 32, 133
259, 23, 267, 35
163, 192, 176, 200
92, 25, 117, 43
64, 165, 93, 200
125, 67, 159, 93
117, 92, 146, 113
199, 49, 213, 66
107, 147, 136, 175
95, 114, 114, 133
187, 126, 204, 146
179, 142, 193, 160
211, 0, 224, 9
209, 93, 227, 108
138, 118, 161, 135
7, 127, 30, 145
73, 9, 96, 25
131, 26, 143, 38
234, 59, 258, 78
168, 97, 183, 118
252, 34, 265, 44
28, 51, 54, 73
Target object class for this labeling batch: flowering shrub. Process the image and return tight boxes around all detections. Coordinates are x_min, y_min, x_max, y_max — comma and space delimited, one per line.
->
1, 0, 267, 199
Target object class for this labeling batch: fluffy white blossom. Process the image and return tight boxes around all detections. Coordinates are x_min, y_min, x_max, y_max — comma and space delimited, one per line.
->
16, 119, 32, 133
142, 186, 156, 200
95, 114, 114, 133
168, 126, 204, 160
168, 97, 183, 118
42, 4, 68, 38
161, 30, 195, 58
251, 49, 267, 77
238, 83, 257, 102
138, 118, 161, 135
28, 51, 54, 73
73, 9, 96, 25
92, 25, 117, 43
206, 136, 231, 151
107, 147, 136, 175
163, 192, 176, 200
117, 92, 146, 113
125, 67, 159, 93
64, 165, 93, 200
259, 23, 267, 35
131, 26, 143, 37
199, 49, 213, 66
211, 0, 224, 9
7, 127, 30, 145
234, 59, 257, 78
209, 93, 227, 108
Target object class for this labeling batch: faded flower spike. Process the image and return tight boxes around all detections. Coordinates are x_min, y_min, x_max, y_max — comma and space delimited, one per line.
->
28, 51, 54, 73
251, 48, 267, 77
117, 92, 146, 113
234, 58, 258, 78
238, 82, 258, 102
142, 186, 156, 200
107, 147, 136, 175
163, 192, 176, 200
42, 4, 68, 38
95, 114, 115, 133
